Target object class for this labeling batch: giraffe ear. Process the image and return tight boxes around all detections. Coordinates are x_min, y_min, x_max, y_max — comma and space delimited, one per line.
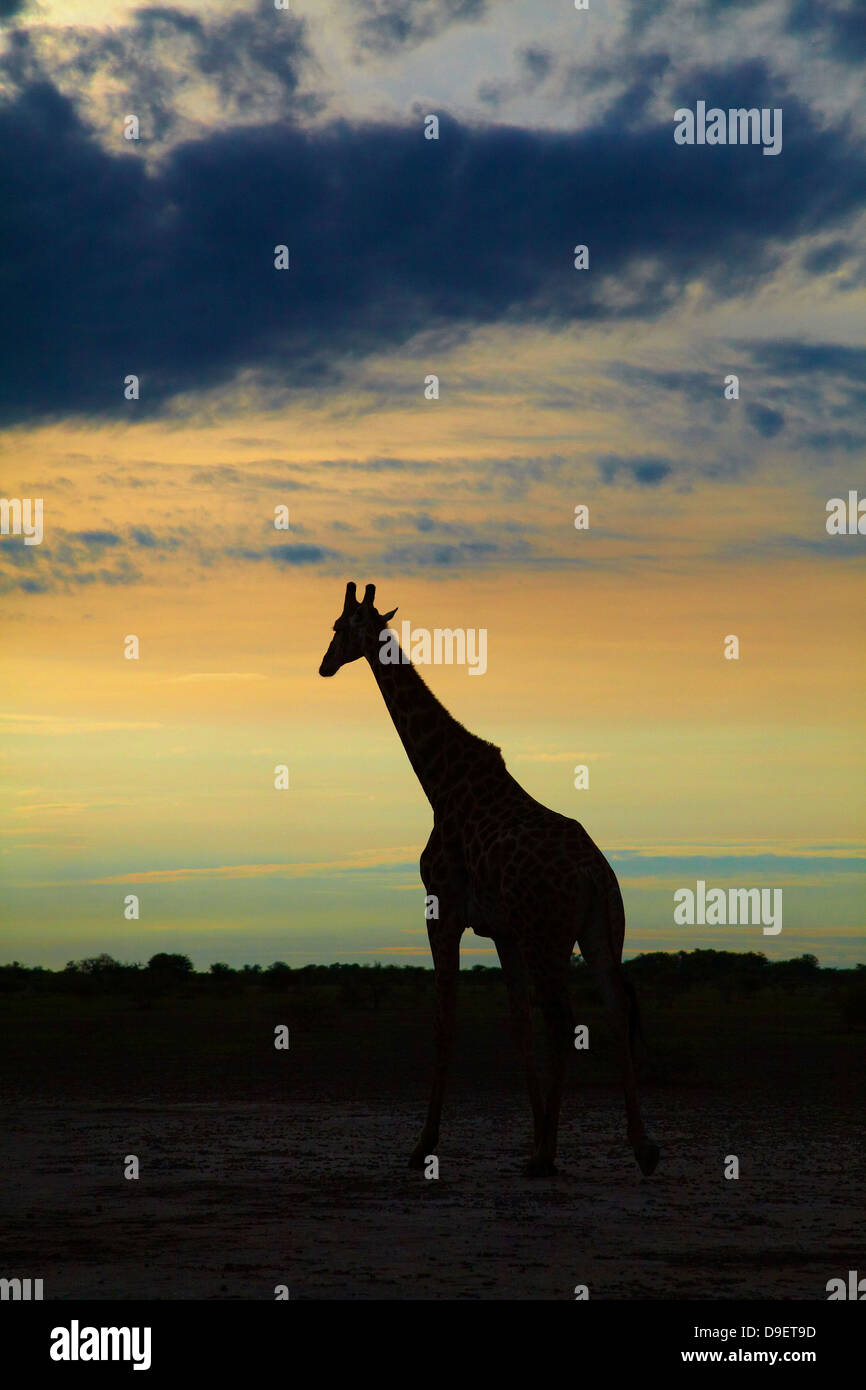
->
381, 607, 397, 623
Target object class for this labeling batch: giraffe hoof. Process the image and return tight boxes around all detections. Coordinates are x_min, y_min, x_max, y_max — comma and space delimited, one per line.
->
523, 1155, 559, 1178
634, 1138, 660, 1176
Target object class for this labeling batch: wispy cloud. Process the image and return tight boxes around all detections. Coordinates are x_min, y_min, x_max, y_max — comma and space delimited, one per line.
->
49, 845, 420, 887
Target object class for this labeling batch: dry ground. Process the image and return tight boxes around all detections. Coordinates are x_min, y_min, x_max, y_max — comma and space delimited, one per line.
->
0, 981, 862, 1299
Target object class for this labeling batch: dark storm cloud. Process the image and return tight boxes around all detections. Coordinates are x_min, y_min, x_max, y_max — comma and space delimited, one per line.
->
0, 521, 335, 593
1, 59, 864, 425
802, 428, 866, 453
130, 524, 182, 548
353, 0, 487, 56
786, 0, 866, 64
378, 539, 501, 568
0, 0, 29, 22
229, 544, 338, 566
131, 3, 314, 111
625, 0, 671, 37
610, 364, 719, 396
0, 3, 315, 143
613, 344, 864, 443
73, 530, 122, 547
602, 53, 674, 130
372, 510, 465, 535
627, 0, 866, 66
519, 46, 553, 85
745, 403, 785, 438
801, 241, 852, 275
627, 0, 767, 35
740, 342, 866, 379
480, 43, 672, 124
478, 41, 563, 109
722, 339, 866, 454
268, 544, 335, 566
598, 457, 675, 487
0, 529, 144, 594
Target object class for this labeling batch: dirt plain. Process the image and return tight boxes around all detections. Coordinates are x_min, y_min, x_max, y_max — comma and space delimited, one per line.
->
0, 979, 862, 1299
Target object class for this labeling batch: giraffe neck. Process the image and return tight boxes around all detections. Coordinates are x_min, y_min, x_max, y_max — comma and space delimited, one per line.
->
364, 633, 494, 807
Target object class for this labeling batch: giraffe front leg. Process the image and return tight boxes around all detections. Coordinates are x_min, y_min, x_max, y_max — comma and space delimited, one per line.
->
495, 934, 544, 1151
524, 979, 573, 1178
409, 920, 461, 1168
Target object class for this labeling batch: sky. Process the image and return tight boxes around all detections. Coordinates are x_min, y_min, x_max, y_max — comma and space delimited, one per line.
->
0, 0, 864, 969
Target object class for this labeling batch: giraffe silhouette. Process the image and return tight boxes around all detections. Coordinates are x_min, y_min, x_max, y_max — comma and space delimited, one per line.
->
319, 582, 660, 1178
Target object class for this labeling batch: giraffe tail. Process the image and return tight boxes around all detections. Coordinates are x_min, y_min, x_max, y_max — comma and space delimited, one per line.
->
622, 973, 644, 1061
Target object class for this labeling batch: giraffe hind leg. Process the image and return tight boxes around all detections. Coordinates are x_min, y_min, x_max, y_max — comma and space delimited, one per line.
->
595, 961, 660, 1176
521, 952, 574, 1178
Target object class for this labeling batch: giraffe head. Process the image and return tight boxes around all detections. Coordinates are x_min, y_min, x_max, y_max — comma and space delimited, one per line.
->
319, 581, 397, 677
